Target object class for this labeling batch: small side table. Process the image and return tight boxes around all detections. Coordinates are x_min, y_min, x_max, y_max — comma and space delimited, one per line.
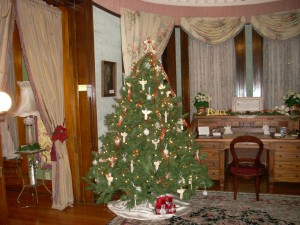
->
15, 149, 52, 207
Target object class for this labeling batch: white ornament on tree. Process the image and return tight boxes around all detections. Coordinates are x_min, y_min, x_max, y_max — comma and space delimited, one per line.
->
144, 62, 151, 69
164, 111, 168, 123
178, 176, 185, 185
163, 144, 169, 157
178, 119, 184, 130
189, 176, 193, 189
158, 83, 166, 90
121, 132, 128, 143
177, 188, 186, 200
154, 161, 161, 171
155, 65, 161, 72
139, 79, 147, 90
143, 128, 150, 136
108, 157, 115, 167
142, 108, 152, 120
130, 160, 134, 173
155, 122, 160, 129
92, 160, 97, 166
152, 139, 159, 149
132, 182, 142, 192
166, 90, 171, 97
106, 173, 113, 186
146, 87, 152, 100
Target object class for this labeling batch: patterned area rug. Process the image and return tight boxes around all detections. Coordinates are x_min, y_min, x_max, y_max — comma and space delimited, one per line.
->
107, 191, 300, 225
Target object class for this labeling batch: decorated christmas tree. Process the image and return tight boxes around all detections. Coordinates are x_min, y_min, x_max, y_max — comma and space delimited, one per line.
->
85, 38, 213, 209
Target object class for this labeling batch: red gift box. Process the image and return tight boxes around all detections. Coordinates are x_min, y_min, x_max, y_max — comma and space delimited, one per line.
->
155, 195, 176, 215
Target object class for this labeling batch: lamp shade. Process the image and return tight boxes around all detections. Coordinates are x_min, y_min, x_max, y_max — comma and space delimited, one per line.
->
14, 81, 39, 117
0, 91, 12, 112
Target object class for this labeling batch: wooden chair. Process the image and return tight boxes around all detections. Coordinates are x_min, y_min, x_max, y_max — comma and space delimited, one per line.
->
229, 135, 266, 201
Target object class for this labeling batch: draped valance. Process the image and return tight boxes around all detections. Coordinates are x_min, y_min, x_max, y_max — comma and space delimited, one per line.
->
121, 8, 175, 76
250, 8, 300, 40
180, 16, 246, 45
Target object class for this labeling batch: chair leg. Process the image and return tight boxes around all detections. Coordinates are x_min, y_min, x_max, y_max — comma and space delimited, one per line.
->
255, 176, 260, 201
233, 175, 238, 200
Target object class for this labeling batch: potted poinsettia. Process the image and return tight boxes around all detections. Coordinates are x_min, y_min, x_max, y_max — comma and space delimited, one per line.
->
283, 90, 300, 111
193, 92, 212, 114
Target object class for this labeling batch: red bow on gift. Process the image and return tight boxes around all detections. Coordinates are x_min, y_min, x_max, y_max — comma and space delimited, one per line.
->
155, 195, 176, 215
52, 125, 68, 143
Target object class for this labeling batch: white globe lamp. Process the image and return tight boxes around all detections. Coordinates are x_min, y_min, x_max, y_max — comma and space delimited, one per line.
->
0, 91, 12, 113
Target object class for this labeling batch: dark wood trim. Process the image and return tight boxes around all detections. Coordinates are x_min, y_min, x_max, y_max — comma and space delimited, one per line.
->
68, 0, 97, 203
162, 29, 177, 94
0, 128, 8, 224
180, 29, 190, 124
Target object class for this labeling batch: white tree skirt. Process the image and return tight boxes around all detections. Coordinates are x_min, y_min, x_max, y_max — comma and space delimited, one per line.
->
107, 196, 192, 220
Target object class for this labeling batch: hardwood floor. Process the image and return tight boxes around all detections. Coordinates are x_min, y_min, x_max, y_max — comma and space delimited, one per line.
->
5, 174, 300, 225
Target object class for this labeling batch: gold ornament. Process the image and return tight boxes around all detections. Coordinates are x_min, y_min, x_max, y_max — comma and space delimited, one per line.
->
133, 149, 140, 156
136, 102, 143, 108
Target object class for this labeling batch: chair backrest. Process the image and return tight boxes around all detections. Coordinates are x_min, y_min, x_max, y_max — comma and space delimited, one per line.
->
230, 135, 264, 164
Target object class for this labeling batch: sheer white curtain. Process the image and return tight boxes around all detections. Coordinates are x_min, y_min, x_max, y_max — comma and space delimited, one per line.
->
121, 8, 175, 76
180, 16, 244, 115
263, 36, 300, 109
0, 0, 14, 89
0, 0, 17, 160
251, 9, 300, 109
189, 37, 236, 116
15, 0, 73, 210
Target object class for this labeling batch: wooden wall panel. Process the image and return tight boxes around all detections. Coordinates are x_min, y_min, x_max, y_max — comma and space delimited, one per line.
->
162, 29, 177, 94
180, 29, 190, 123
62, 0, 97, 203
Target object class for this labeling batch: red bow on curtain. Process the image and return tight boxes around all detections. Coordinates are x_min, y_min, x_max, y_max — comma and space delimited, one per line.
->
51, 125, 67, 161
52, 125, 68, 143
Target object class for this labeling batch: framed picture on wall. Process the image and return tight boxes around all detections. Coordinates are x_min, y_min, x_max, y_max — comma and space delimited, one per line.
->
102, 60, 116, 97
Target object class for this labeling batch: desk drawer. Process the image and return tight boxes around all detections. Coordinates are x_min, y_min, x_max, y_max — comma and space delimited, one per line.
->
201, 150, 219, 160
200, 160, 219, 168
275, 143, 300, 151
207, 169, 219, 180
275, 152, 300, 161
275, 163, 300, 171
274, 174, 300, 183
198, 142, 221, 149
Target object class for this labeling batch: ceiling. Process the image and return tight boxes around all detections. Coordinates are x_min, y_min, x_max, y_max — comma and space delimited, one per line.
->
141, 0, 280, 7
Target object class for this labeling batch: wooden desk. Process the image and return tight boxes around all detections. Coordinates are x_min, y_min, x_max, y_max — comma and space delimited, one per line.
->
191, 115, 300, 192
195, 136, 300, 192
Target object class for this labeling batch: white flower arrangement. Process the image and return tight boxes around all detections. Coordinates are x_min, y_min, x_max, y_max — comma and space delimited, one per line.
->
193, 92, 212, 108
274, 105, 290, 116
283, 90, 300, 107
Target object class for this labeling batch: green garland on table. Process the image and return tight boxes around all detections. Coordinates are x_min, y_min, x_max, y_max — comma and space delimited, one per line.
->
18, 143, 41, 152
226, 110, 283, 116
